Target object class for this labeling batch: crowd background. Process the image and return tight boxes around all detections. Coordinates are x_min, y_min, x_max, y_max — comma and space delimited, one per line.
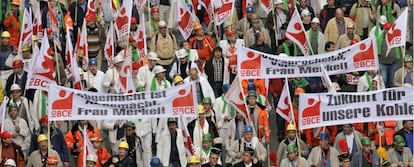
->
0, 0, 412, 166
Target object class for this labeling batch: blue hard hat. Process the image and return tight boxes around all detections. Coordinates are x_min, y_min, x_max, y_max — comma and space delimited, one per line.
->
243, 125, 253, 133
246, 6, 254, 13
89, 58, 98, 65
150, 157, 161, 167
222, 84, 229, 92
247, 83, 257, 91
320, 132, 330, 141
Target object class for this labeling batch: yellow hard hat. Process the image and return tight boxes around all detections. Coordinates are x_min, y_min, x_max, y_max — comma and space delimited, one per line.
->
173, 76, 184, 85
37, 134, 48, 142
32, 35, 38, 41
197, 105, 205, 114
188, 155, 201, 164
22, 45, 30, 51
1, 31, 11, 38
118, 141, 129, 149
286, 124, 296, 131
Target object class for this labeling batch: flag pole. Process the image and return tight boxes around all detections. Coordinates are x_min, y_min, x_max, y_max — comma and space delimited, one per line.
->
401, 45, 406, 85
271, 0, 278, 46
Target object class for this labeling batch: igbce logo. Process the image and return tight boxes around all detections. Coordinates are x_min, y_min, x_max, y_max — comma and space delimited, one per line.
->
240, 51, 262, 77
353, 39, 376, 68
172, 85, 196, 115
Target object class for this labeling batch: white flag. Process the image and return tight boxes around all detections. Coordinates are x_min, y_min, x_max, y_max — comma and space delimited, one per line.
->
276, 78, 294, 122
104, 22, 115, 67
320, 64, 335, 93
285, 8, 310, 55
385, 8, 408, 56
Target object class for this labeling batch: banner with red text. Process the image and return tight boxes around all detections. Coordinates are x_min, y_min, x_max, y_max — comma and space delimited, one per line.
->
299, 87, 414, 130
237, 37, 379, 79
48, 83, 197, 120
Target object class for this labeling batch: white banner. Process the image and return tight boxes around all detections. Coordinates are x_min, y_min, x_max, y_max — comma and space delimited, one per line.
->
237, 37, 378, 79
299, 87, 414, 130
48, 83, 198, 121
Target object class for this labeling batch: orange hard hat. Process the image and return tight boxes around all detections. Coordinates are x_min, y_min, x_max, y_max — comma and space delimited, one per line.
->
47, 155, 59, 164
193, 23, 202, 31
294, 87, 305, 95
12, 59, 24, 68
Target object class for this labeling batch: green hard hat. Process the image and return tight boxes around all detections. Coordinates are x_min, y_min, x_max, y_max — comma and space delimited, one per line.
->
202, 133, 212, 141
202, 97, 212, 104
404, 55, 413, 62
125, 121, 135, 128
393, 135, 406, 147
167, 118, 177, 123
286, 143, 297, 153
361, 137, 371, 146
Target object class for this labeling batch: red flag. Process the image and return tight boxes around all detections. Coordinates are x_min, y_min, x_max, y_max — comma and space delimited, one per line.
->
119, 52, 135, 93
385, 8, 408, 56
276, 78, 293, 122
177, 0, 196, 40
33, 2, 43, 38
18, 8, 33, 53
133, 14, 148, 71
259, 0, 272, 15
115, 0, 133, 37
199, 0, 214, 24
66, 29, 83, 90
214, 0, 234, 25
135, 0, 148, 11
26, 32, 56, 91
86, 0, 96, 16
179, 116, 195, 156
224, 76, 250, 121
48, 5, 60, 34
285, 8, 310, 55
104, 22, 115, 67
77, 21, 89, 70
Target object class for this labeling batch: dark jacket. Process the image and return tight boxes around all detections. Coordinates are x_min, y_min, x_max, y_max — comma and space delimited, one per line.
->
394, 128, 411, 148
202, 163, 223, 167
187, 118, 219, 140
351, 149, 380, 167
232, 161, 263, 167
1, 142, 25, 166
29, 127, 70, 163
250, 43, 272, 54
5, 71, 35, 100
204, 56, 226, 86
105, 155, 136, 167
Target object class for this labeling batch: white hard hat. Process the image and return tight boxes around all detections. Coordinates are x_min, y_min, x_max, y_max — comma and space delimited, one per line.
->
158, 20, 167, 27
147, 52, 160, 61
176, 49, 187, 59
311, 18, 320, 24
4, 159, 16, 167
113, 55, 125, 64
10, 84, 21, 91
274, 0, 283, 4
153, 65, 166, 74
301, 10, 311, 18
378, 15, 387, 25
86, 154, 98, 163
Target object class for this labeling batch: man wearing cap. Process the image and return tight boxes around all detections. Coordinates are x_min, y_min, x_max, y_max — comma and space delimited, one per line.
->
84, 58, 106, 92
236, 6, 265, 39
65, 120, 101, 160
333, 124, 363, 159
376, 0, 401, 22
277, 124, 309, 167
4, 159, 16, 167
29, 115, 70, 166
324, 8, 354, 44
78, 135, 111, 167
0, 131, 25, 166
3, 103, 31, 154
351, 137, 380, 167
5, 59, 28, 96
245, 90, 270, 145
202, 97, 221, 125
27, 134, 63, 167
184, 67, 215, 104
150, 20, 178, 69
117, 121, 143, 166
357, 70, 385, 92
8, 83, 39, 131
306, 17, 326, 54
280, 143, 309, 167
202, 146, 222, 167
0, 31, 13, 87
349, 0, 376, 40
173, 75, 184, 85
146, 7, 161, 41
228, 125, 267, 165
394, 120, 413, 153
336, 23, 361, 49
169, 49, 197, 80
219, 30, 244, 83
103, 54, 124, 93
85, 12, 105, 70
276, 37, 303, 56
189, 23, 216, 67
86, 154, 98, 167
137, 52, 160, 91
199, 133, 218, 165
393, 55, 413, 87
46, 155, 60, 167
387, 135, 413, 167
244, 14, 270, 48
204, 46, 230, 97
233, 146, 263, 167
157, 118, 187, 167
308, 132, 340, 167
188, 155, 202, 167
180, 41, 200, 65
301, 10, 313, 31
105, 141, 135, 166
265, 0, 289, 52
145, 65, 171, 91
3, 0, 20, 48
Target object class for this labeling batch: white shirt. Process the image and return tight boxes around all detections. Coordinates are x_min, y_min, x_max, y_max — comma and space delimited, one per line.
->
84, 70, 106, 93
345, 133, 354, 153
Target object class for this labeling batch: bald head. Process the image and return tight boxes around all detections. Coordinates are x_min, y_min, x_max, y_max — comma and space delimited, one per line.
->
335, 8, 344, 22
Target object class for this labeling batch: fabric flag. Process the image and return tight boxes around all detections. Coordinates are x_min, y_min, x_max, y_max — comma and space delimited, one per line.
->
86, 0, 96, 16
276, 78, 294, 122
18, 7, 33, 54
179, 116, 195, 156
214, 0, 234, 25
48, 4, 60, 33
66, 29, 83, 90
285, 8, 310, 55
224, 76, 250, 121
320, 64, 335, 93
135, 0, 148, 11
33, 2, 43, 37
177, 0, 197, 40
105, 22, 115, 67
133, 14, 148, 71
64, 12, 74, 31
199, 0, 214, 24
385, 8, 408, 56
114, 0, 133, 38
259, 0, 272, 15
241, 0, 253, 17
26, 32, 56, 91
77, 21, 89, 70
119, 52, 135, 93
83, 126, 96, 166
0, 97, 9, 132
